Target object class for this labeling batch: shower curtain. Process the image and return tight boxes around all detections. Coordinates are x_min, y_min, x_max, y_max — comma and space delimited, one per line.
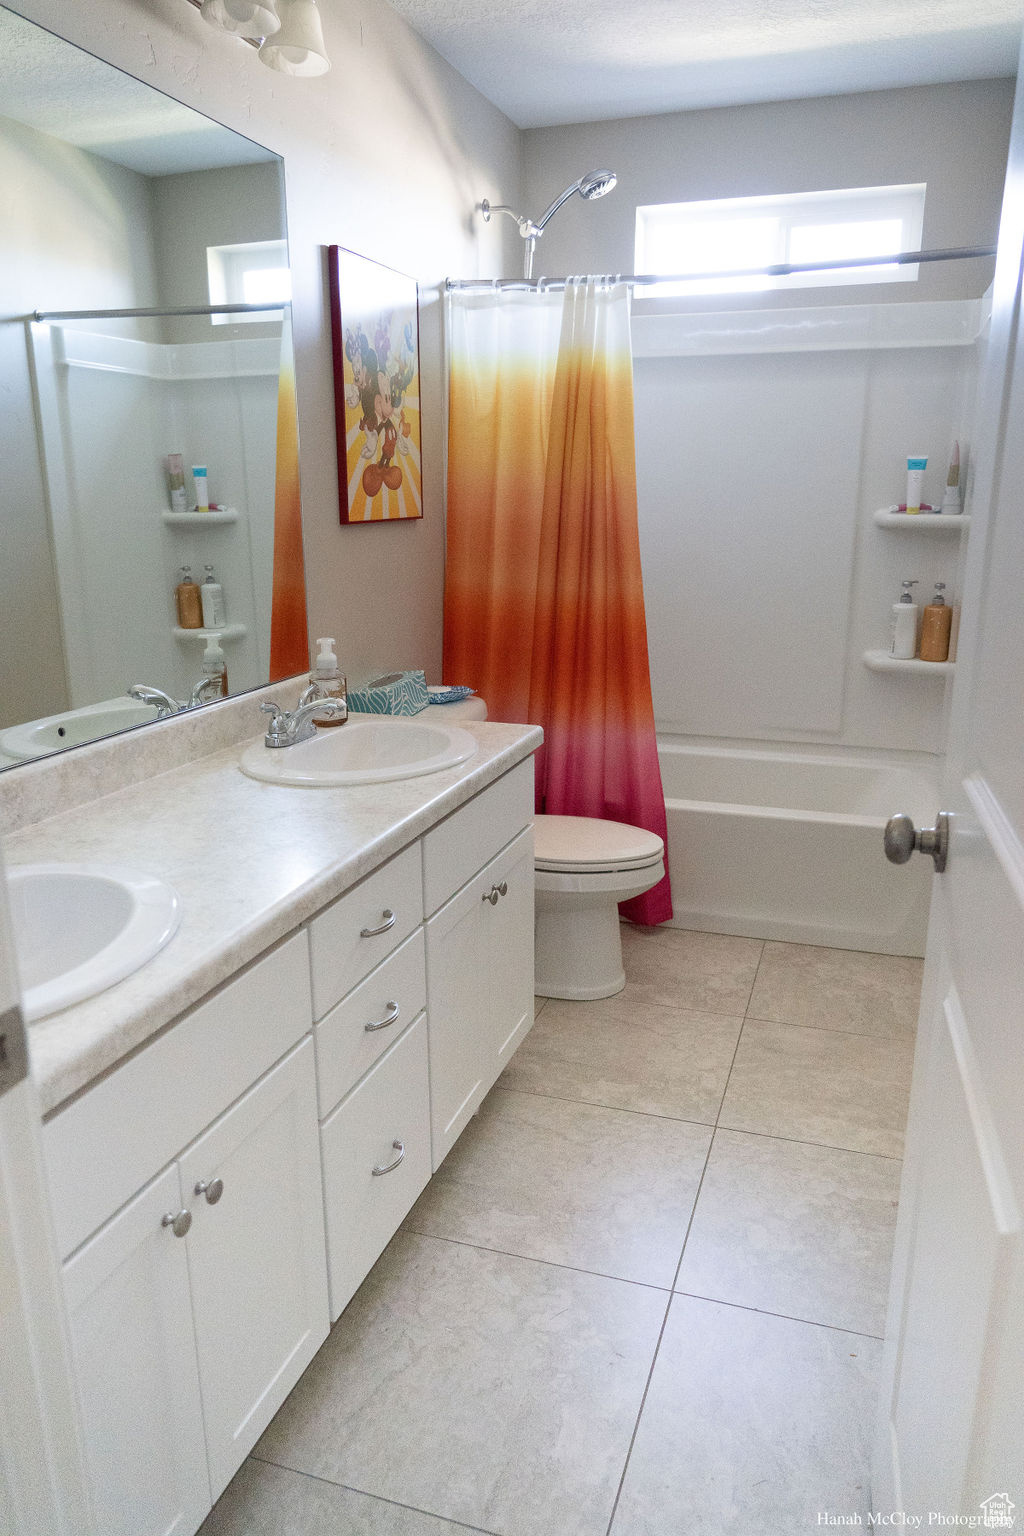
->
444, 279, 671, 925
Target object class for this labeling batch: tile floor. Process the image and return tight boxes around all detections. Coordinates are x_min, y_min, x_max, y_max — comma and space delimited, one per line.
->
200, 927, 921, 1536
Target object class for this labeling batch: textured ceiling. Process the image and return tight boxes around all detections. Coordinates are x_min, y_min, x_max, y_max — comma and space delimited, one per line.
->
386, 0, 1024, 127
0, 8, 275, 174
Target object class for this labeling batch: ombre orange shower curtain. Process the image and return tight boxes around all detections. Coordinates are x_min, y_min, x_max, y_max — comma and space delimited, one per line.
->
444, 279, 671, 924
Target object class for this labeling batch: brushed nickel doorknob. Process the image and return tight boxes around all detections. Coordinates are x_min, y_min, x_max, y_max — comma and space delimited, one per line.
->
884, 811, 950, 873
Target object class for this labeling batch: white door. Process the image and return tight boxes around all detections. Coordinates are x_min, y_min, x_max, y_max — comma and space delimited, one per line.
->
0, 846, 93, 1536
180, 1038, 328, 1500
873, 61, 1024, 1516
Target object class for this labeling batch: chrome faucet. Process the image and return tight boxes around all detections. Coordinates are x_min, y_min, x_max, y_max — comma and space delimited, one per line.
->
127, 683, 181, 718
260, 696, 346, 747
187, 676, 225, 709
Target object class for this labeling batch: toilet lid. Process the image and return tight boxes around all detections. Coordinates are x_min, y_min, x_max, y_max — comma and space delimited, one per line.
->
534, 814, 665, 873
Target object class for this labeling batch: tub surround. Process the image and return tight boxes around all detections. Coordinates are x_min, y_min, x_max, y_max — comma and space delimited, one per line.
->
1, 703, 540, 1114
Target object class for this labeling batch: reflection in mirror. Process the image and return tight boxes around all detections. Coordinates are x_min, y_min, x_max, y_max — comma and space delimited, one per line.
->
0, 6, 309, 769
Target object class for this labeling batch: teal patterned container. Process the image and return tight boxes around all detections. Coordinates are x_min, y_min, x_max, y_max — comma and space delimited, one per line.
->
348, 669, 430, 717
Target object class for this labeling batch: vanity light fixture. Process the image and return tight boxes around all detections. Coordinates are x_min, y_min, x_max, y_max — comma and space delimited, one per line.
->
188, 0, 331, 75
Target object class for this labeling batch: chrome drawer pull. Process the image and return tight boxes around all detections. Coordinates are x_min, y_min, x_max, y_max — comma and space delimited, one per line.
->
360, 909, 396, 938
194, 1177, 224, 1205
161, 1208, 192, 1238
372, 1139, 405, 1177
364, 1000, 400, 1033
497, 880, 508, 897
482, 886, 499, 905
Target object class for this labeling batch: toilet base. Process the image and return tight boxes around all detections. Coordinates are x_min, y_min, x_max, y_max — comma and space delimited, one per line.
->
534, 898, 626, 1000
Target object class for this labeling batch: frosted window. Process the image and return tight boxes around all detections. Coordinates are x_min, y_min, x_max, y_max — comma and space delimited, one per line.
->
636, 185, 925, 298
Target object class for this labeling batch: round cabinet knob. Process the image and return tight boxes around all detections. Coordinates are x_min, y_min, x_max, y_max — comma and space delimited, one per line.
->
161, 1208, 192, 1238
194, 1177, 224, 1205
884, 813, 917, 865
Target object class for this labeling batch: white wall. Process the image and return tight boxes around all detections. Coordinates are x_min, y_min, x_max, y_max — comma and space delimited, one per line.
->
522, 81, 1014, 298
0, 113, 160, 728
5, 0, 522, 700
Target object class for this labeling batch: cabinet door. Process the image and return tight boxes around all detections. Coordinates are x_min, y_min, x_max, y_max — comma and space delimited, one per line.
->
321, 1012, 432, 1319
62, 1165, 210, 1536
426, 875, 489, 1168
478, 827, 535, 1087
179, 1039, 328, 1500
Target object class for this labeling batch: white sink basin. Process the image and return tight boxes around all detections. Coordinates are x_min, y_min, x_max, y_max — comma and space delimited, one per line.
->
8, 864, 181, 1021
0, 697, 160, 762
239, 716, 478, 787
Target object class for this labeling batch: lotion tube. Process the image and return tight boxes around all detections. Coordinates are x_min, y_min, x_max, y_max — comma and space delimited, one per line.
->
906, 456, 927, 514
192, 464, 209, 513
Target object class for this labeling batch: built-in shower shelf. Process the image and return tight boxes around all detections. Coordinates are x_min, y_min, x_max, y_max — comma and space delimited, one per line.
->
173, 624, 247, 642
162, 508, 240, 526
872, 509, 970, 531
863, 650, 954, 676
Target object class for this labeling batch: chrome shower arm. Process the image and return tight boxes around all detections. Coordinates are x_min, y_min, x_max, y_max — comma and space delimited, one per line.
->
480, 200, 541, 237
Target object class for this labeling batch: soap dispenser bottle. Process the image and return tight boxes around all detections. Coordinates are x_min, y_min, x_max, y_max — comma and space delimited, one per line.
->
201, 634, 228, 698
890, 579, 920, 660
200, 564, 226, 629
306, 637, 347, 727
175, 566, 203, 629
919, 582, 953, 662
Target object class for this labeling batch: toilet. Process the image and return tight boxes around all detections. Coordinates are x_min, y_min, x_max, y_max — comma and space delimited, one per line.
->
534, 815, 666, 1000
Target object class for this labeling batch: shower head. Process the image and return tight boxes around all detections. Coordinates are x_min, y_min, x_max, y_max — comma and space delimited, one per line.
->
479, 167, 619, 279
579, 169, 617, 202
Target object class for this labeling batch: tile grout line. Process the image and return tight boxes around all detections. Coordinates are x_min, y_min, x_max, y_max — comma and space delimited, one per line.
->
399, 1226, 676, 1294
669, 1290, 885, 1341
599, 1001, 752, 1536
493, 1081, 719, 1130
247, 1455, 503, 1535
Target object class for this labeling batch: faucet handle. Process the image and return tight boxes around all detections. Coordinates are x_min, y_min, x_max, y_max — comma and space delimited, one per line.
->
261, 702, 285, 722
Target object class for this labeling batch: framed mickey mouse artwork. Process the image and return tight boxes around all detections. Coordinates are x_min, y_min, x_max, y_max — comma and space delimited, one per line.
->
327, 246, 423, 523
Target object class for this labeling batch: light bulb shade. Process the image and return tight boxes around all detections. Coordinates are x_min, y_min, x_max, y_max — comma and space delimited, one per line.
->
259, 0, 330, 75
200, 0, 281, 39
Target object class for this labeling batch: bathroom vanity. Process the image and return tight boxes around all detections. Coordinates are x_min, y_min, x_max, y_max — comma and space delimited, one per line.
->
6, 709, 539, 1536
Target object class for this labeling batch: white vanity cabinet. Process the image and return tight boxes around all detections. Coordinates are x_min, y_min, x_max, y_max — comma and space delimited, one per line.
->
44, 934, 329, 1535
40, 751, 537, 1536
423, 761, 535, 1167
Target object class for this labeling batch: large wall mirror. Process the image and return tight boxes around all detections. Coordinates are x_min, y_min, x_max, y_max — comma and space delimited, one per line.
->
0, 5, 309, 770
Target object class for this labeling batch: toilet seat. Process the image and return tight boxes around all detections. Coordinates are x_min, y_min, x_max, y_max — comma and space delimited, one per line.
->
534, 814, 664, 875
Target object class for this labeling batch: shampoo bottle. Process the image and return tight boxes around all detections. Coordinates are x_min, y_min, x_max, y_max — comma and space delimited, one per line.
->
175, 566, 203, 629
309, 637, 347, 727
919, 582, 953, 662
201, 635, 228, 698
200, 564, 226, 629
165, 453, 186, 514
890, 579, 920, 660
192, 464, 209, 513
906, 456, 928, 514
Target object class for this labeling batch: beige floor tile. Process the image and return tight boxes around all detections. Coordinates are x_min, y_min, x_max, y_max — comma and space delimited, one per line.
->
499, 996, 741, 1123
619, 926, 763, 1015
719, 1020, 914, 1157
610, 1296, 880, 1535
406, 1088, 711, 1286
199, 1458, 488, 1535
256, 1232, 666, 1536
676, 1129, 900, 1334
748, 941, 924, 1038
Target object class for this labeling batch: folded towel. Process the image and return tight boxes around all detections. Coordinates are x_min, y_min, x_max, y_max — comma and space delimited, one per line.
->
427, 685, 475, 705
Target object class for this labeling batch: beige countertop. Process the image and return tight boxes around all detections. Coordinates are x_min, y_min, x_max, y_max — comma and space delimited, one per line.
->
6, 720, 541, 1116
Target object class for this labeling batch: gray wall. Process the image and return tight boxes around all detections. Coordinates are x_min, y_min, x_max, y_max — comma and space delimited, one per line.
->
522, 80, 1015, 301
0, 113, 160, 727
6, 0, 523, 693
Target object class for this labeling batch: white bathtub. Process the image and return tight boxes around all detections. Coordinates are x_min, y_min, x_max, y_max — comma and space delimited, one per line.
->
658, 742, 938, 957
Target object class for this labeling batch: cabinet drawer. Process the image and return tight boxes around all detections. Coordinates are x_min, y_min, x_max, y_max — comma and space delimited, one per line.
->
315, 929, 426, 1118
422, 757, 534, 916
44, 930, 312, 1259
320, 1013, 431, 1320
309, 842, 423, 1021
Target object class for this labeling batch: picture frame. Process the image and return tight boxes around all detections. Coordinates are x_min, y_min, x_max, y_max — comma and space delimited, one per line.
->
327, 245, 423, 524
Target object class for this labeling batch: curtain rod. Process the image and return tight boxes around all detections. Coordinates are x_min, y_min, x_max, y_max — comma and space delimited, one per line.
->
445, 244, 998, 293
32, 301, 289, 322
